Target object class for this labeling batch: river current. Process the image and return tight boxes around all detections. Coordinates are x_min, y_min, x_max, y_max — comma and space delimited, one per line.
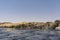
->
0, 28, 60, 40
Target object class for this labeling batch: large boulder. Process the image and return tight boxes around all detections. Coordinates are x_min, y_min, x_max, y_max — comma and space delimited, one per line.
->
55, 26, 60, 30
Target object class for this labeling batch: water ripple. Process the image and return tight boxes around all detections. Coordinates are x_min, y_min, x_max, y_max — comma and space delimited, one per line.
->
0, 28, 60, 40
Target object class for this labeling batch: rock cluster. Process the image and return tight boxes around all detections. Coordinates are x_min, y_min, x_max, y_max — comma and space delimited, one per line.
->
0, 20, 60, 30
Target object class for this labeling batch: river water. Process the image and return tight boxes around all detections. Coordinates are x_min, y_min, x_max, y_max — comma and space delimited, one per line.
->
0, 28, 60, 40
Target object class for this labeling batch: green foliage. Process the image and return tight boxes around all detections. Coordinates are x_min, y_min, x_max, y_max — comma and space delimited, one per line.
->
55, 20, 60, 24
55, 20, 60, 27
50, 20, 60, 30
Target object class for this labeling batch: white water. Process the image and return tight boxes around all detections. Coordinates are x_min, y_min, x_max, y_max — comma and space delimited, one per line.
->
0, 28, 60, 40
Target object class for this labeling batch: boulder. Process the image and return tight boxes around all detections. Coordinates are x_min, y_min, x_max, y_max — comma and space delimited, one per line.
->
55, 26, 60, 30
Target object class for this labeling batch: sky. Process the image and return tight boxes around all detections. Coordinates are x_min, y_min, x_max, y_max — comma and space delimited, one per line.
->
0, 0, 60, 22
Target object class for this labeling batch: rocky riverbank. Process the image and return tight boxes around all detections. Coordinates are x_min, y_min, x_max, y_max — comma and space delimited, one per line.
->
0, 20, 60, 30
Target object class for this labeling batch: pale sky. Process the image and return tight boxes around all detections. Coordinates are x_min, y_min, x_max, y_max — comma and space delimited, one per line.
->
0, 0, 60, 22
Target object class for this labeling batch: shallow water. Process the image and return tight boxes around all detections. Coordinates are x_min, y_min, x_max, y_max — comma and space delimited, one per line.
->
0, 28, 60, 40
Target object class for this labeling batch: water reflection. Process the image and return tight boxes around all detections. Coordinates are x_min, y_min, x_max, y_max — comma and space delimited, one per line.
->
0, 28, 60, 40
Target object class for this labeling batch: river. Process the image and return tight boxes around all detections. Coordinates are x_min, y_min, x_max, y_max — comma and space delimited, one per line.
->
0, 28, 60, 40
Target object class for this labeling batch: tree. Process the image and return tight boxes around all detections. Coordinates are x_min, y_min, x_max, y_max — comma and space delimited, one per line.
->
55, 20, 60, 27
51, 20, 60, 30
